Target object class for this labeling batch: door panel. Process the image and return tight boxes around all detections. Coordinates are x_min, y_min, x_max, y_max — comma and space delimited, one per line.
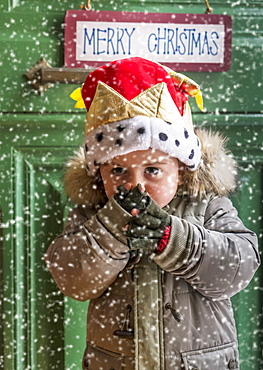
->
0, 116, 86, 369
231, 166, 263, 369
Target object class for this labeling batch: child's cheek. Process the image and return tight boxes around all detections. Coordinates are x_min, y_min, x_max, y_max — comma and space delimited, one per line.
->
151, 175, 178, 207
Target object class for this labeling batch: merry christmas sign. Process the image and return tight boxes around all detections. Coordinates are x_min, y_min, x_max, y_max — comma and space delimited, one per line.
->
64, 10, 232, 72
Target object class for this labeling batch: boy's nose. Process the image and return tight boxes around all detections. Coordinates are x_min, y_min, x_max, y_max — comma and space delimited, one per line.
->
129, 171, 145, 189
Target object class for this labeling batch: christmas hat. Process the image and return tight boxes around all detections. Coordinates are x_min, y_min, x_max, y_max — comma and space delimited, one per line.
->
70, 57, 203, 175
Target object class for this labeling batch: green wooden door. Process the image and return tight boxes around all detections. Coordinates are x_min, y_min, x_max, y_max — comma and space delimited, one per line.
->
1, 0, 262, 369
0, 116, 87, 369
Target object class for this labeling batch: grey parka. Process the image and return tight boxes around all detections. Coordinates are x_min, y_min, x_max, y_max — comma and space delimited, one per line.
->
45, 129, 259, 370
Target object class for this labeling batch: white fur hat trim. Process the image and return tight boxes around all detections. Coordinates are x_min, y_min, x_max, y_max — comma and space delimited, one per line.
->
84, 116, 201, 175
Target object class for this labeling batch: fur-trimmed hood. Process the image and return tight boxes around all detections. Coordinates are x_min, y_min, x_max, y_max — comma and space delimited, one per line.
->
63, 129, 238, 207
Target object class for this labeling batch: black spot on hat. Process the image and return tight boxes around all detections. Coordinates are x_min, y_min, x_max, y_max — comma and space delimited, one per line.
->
166, 121, 172, 125
94, 159, 100, 166
184, 129, 189, 139
159, 132, 168, 141
137, 127, 145, 134
96, 132, 104, 142
115, 139, 122, 146
175, 139, 180, 147
188, 164, 195, 169
85, 144, 89, 152
189, 149, 195, 160
197, 138, 200, 146
117, 125, 126, 132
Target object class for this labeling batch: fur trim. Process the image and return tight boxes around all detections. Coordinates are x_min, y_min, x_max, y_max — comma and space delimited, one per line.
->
84, 116, 201, 175
182, 129, 238, 200
64, 150, 106, 207
63, 129, 238, 206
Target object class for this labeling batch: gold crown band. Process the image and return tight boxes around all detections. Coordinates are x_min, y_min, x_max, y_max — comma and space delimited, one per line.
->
85, 81, 190, 136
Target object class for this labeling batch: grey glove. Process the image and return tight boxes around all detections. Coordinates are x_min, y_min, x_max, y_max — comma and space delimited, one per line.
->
127, 197, 171, 251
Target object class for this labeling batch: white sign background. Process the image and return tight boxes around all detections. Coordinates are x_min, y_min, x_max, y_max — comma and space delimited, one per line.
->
76, 21, 225, 64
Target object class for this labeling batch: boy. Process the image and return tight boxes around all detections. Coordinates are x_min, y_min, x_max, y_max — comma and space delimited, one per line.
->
45, 57, 259, 370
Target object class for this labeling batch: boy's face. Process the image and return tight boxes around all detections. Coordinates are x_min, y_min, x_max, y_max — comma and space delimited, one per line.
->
100, 149, 182, 208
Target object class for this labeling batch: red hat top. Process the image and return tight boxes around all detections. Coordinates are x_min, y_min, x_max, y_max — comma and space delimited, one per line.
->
81, 57, 189, 116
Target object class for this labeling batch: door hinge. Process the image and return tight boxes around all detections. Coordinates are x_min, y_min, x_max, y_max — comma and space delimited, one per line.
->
24, 58, 94, 94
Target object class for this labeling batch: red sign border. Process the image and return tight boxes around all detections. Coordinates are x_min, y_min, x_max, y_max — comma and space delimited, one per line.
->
64, 10, 232, 72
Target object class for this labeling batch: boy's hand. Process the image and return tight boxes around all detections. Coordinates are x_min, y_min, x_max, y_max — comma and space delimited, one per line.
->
127, 198, 171, 252
114, 184, 149, 213
114, 184, 171, 252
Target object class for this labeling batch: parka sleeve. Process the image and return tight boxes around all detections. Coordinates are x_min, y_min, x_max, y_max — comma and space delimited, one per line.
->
44, 198, 132, 301
153, 196, 260, 300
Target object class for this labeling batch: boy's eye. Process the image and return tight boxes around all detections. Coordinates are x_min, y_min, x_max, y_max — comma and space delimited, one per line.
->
111, 167, 127, 175
145, 167, 160, 175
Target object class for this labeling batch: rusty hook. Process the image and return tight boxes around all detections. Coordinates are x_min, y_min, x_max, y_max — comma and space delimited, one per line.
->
80, 0, 92, 10
204, 0, 213, 14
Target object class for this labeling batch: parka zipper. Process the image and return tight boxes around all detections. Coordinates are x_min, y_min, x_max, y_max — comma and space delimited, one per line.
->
165, 303, 183, 322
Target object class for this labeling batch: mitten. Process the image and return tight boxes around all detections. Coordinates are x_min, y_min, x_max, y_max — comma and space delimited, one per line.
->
127, 197, 171, 252
114, 184, 149, 213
